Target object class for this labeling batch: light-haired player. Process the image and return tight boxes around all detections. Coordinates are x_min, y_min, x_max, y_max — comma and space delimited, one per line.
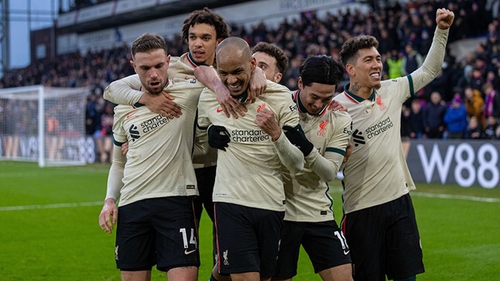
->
197, 37, 304, 281
98, 33, 203, 281
334, 8, 455, 281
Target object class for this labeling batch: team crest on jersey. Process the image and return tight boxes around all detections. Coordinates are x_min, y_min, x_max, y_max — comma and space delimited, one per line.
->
317, 120, 328, 137
376, 95, 387, 111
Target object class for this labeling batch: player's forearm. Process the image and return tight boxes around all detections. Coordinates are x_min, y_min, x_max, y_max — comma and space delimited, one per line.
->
103, 74, 143, 105
194, 66, 223, 93
306, 149, 344, 182
273, 132, 304, 174
105, 146, 125, 200
411, 27, 449, 91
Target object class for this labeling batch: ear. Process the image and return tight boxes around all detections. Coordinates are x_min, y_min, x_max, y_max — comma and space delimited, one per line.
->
250, 57, 257, 70
345, 63, 355, 77
275, 72, 283, 83
130, 60, 137, 72
297, 76, 303, 90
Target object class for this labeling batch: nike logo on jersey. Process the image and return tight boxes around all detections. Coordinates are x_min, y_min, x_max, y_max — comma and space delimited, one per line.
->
126, 112, 136, 119
344, 250, 350, 255
216, 108, 223, 113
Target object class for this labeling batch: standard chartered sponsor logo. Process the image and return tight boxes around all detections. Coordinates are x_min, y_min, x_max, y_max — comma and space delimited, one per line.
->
231, 129, 270, 142
365, 117, 393, 139
141, 114, 171, 133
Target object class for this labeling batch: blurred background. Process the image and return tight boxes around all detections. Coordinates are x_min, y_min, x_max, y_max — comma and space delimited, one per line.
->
0, 0, 499, 187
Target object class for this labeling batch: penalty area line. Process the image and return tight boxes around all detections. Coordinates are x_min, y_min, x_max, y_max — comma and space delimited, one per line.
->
0, 201, 103, 211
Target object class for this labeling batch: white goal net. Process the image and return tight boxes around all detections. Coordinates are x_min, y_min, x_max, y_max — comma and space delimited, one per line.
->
0, 85, 90, 167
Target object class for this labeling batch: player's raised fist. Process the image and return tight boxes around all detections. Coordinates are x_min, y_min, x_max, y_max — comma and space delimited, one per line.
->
436, 8, 454, 30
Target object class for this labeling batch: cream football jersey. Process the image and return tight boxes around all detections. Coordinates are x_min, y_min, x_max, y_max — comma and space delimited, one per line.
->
282, 90, 352, 222
334, 27, 449, 214
198, 81, 300, 212
103, 52, 217, 168
112, 77, 204, 207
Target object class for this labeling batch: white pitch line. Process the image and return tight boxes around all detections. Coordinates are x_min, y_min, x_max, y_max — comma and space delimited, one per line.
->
0, 201, 103, 211
1, 191, 500, 211
411, 192, 500, 203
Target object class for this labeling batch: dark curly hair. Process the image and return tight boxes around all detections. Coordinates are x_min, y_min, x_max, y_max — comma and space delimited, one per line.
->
181, 7, 229, 42
252, 42, 289, 74
339, 35, 379, 67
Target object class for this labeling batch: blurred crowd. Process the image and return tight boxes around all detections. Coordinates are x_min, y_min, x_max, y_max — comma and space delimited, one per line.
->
1, 0, 500, 163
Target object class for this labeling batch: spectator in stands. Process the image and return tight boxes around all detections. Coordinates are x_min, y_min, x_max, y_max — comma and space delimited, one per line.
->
483, 82, 500, 120
385, 49, 404, 79
409, 98, 426, 139
466, 116, 484, 139
464, 86, 486, 128
444, 94, 468, 139
484, 115, 499, 139
402, 42, 423, 76
424, 91, 447, 138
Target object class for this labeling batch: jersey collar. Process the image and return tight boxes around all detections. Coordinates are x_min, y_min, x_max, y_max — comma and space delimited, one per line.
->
292, 90, 328, 116
186, 52, 211, 68
343, 83, 376, 103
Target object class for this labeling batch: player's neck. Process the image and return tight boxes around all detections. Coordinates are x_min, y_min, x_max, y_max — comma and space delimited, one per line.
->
347, 81, 373, 100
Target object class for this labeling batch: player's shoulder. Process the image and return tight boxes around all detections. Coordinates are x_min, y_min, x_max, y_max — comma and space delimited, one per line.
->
333, 91, 348, 101
261, 81, 293, 103
330, 109, 352, 122
198, 87, 216, 102
265, 80, 291, 94
169, 76, 204, 90
113, 104, 134, 118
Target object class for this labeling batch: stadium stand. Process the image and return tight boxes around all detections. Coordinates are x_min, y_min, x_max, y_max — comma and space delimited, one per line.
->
1, 0, 499, 165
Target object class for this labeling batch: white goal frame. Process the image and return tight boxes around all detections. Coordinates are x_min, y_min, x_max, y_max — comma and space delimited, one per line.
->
0, 85, 90, 167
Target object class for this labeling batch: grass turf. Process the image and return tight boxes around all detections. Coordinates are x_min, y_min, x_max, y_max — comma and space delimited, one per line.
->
0, 161, 499, 280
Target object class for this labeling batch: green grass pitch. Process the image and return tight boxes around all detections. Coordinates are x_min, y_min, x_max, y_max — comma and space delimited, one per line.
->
1, 161, 499, 280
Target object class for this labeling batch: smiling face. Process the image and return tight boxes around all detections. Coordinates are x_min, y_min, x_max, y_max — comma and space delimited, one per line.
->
349, 47, 383, 91
131, 49, 170, 95
216, 45, 256, 97
298, 78, 336, 115
188, 23, 220, 66
252, 51, 281, 83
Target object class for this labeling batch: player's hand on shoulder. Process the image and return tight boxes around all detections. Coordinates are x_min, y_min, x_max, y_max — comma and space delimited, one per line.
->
329, 100, 348, 112
248, 67, 267, 102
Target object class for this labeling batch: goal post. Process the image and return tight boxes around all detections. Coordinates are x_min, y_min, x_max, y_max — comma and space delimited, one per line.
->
0, 85, 90, 167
